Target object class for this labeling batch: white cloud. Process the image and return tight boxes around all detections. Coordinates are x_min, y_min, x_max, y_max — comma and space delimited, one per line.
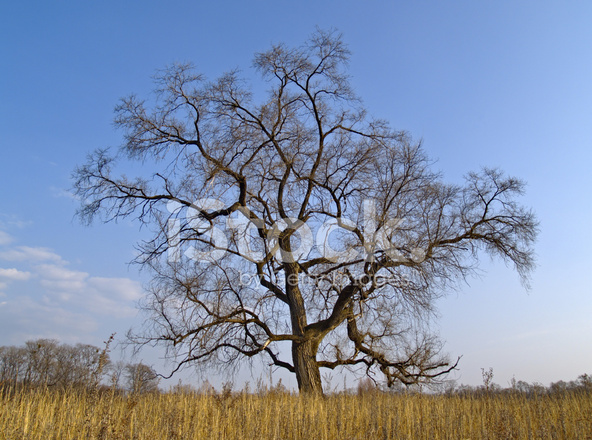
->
0, 239, 144, 346
0, 296, 99, 345
79, 276, 143, 317
0, 231, 13, 246
33, 263, 142, 317
88, 277, 143, 302
49, 186, 79, 200
0, 268, 32, 281
37, 264, 88, 292
0, 214, 32, 230
0, 246, 64, 263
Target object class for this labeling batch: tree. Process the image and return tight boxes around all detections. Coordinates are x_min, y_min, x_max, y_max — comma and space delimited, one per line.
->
107, 359, 128, 389
0, 345, 26, 384
0, 340, 105, 389
54, 343, 103, 389
74, 30, 537, 394
124, 362, 160, 393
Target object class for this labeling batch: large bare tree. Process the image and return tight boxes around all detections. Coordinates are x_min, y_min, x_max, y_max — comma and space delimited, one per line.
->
74, 30, 537, 394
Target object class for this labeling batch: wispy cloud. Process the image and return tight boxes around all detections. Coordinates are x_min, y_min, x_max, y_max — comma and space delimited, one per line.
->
49, 186, 79, 201
37, 264, 87, 292
0, 267, 32, 297
0, 246, 64, 263
0, 214, 33, 230
88, 277, 143, 303
0, 268, 32, 281
35, 263, 142, 317
0, 236, 144, 345
0, 231, 14, 246
0, 296, 99, 345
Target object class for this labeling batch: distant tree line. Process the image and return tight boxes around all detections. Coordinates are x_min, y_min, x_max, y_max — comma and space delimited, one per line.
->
355, 367, 592, 397
2, 339, 590, 397
0, 339, 159, 393
450, 367, 592, 397
443, 374, 592, 398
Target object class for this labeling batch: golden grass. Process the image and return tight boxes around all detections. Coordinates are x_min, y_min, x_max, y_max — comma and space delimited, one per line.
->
1, 386, 591, 439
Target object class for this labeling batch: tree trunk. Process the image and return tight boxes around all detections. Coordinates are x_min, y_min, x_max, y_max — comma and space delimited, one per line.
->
292, 338, 323, 395
280, 248, 323, 394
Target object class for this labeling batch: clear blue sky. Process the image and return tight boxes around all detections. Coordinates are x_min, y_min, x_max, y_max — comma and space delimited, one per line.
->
1, 1, 591, 390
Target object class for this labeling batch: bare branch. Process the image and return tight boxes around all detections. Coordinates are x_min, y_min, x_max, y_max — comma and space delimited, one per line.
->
74, 29, 537, 394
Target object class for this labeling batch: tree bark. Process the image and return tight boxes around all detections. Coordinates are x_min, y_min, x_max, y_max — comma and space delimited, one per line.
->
280, 241, 324, 394
292, 338, 323, 395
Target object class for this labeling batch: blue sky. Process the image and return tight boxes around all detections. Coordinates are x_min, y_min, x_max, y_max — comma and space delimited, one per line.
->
1, 1, 591, 390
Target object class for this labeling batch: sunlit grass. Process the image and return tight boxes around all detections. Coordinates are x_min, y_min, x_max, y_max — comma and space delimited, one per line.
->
1, 386, 591, 439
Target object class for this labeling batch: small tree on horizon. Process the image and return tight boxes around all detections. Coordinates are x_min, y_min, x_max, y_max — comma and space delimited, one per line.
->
74, 29, 537, 395
125, 362, 160, 394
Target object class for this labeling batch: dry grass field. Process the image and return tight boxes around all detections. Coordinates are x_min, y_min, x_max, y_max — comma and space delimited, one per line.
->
1, 386, 591, 440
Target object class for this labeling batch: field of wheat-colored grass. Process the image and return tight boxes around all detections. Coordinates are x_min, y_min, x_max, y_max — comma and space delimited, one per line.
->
1, 386, 591, 440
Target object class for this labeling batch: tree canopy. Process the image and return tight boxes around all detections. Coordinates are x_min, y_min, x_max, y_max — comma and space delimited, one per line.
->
74, 30, 537, 394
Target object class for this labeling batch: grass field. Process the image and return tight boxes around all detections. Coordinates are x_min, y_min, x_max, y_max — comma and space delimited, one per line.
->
1, 386, 591, 439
